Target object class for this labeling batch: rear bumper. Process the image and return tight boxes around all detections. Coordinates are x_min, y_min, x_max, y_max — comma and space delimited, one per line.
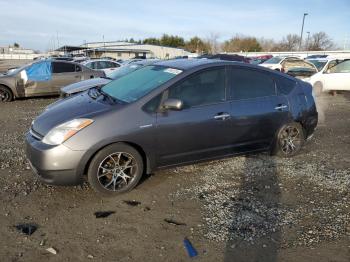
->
304, 113, 318, 139
25, 132, 86, 185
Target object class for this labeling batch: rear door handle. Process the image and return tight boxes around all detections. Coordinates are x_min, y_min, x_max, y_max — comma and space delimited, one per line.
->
214, 113, 230, 120
274, 104, 288, 110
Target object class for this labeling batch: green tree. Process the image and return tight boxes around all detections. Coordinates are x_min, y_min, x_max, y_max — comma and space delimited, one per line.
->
13, 42, 20, 48
143, 37, 161, 45
160, 34, 185, 48
223, 35, 262, 52
185, 37, 210, 53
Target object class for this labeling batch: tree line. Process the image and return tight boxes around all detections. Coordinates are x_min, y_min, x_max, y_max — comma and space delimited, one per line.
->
124, 31, 335, 54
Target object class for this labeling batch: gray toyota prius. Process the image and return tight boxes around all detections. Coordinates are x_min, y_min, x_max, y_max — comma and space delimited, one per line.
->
26, 59, 318, 195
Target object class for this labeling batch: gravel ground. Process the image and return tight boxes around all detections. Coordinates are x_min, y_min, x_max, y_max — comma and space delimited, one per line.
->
0, 92, 349, 262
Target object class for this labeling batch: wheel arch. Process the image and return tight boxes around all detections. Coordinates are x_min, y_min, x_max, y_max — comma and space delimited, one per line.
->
82, 141, 152, 177
0, 84, 15, 101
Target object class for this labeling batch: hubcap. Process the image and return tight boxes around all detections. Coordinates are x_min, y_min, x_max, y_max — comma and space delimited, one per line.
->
279, 126, 301, 155
97, 152, 137, 191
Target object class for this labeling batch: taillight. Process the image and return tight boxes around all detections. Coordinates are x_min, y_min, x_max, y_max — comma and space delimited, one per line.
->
281, 67, 285, 73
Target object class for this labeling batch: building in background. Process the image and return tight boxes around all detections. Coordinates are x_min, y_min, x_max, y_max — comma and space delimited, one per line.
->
56, 41, 191, 59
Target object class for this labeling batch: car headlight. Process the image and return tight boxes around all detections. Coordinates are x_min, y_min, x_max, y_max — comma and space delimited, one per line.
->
42, 118, 93, 145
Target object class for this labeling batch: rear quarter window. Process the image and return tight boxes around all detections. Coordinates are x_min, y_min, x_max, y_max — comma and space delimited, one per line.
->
276, 76, 296, 95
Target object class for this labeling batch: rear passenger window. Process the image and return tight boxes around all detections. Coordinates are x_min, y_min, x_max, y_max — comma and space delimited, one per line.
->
52, 62, 75, 73
167, 67, 226, 108
229, 68, 275, 100
276, 77, 296, 95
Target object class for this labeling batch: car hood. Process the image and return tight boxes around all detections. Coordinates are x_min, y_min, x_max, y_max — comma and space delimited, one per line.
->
61, 77, 111, 95
32, 92, 120, 136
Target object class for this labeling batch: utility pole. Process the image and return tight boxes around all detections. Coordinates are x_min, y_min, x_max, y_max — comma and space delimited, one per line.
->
299, 13, 308, 51
306, 31, 310, 51
103, 35, 105, 57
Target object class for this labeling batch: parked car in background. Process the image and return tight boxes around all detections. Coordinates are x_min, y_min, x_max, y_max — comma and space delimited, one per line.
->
61, 59, 159, 97
305, 54, 328, 59
261, 56, 301, 71
82, 59, 121, 75
27, 59, 318, 195
286, 67, 318, 79
306, 58, 328, 72
248, 55, 273, 65
199, 54, 249, 63
261, 56, 318, 78
0, 59, 104, 102
304, 59, 350, 95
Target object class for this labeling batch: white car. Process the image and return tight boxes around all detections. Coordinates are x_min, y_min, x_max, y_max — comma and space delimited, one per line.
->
260, 56, 303, 71
304, 59, 350, 95
82, 59, 121, 74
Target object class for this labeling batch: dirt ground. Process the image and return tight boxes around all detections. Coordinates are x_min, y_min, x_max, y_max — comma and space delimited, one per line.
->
0, 92, 349, 262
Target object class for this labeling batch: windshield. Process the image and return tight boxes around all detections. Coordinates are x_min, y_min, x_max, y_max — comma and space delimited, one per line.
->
307, 60, 327, 71
106, 64, 142, 79
102, 65, 182, 103
263, 57, 283, 64
6, 63, 33, 76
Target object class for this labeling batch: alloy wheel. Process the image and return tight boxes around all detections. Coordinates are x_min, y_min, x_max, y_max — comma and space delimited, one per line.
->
0, 89, 10, 101
279, 126, 302, 155
97, 152, 137, 191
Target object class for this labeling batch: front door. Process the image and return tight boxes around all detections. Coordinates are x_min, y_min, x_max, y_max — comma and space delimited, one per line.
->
155, 67, 233, 167
323, 60, 350, 91
22, 61, 53, 96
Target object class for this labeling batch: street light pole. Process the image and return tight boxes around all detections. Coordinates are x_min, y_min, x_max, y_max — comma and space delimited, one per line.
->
306, 31, 310, 51
299, 13, 308, 51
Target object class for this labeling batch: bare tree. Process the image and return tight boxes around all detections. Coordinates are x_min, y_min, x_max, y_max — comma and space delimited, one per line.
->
275, 34, 300, 51
308, 32, 334, 51
258, 38, 277, 52
206, 33, 221, 54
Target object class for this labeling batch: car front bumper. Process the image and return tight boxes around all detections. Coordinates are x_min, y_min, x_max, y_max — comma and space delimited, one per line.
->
25, 132, 86, 185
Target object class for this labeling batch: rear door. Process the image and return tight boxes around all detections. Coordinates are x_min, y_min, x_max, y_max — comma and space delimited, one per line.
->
51, 62, 82, 93
227, 66, 290, 151
155, 67, 233, 166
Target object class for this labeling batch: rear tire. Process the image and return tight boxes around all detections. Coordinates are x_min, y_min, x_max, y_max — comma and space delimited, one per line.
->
272, 122, 305, 157
0, 85, 13, 102
88, 143, 144, 196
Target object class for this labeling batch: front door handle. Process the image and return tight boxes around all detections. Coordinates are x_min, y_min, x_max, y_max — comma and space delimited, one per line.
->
214, 113, 230, 120
274, 104, 288, 110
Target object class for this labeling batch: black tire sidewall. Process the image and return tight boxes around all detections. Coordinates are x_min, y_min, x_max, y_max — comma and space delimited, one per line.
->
88, 143, 144, 195
0, 86, 13, 102
273, 122, 305, 158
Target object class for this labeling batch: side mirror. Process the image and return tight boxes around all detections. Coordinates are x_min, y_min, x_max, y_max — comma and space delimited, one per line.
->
162, 98, 183, 111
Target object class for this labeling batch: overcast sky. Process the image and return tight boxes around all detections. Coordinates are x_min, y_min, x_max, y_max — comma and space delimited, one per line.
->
0, 0, 349, 51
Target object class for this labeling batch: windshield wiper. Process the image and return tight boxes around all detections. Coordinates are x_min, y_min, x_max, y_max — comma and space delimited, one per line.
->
99, 89, 118, 103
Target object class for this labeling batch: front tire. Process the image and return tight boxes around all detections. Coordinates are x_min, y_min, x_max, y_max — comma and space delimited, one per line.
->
272, 122, 305, 157
0, 85, 13, 102
88, 143, 144, 195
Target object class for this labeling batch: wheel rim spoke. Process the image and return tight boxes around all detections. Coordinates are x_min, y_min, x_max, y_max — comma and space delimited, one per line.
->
280, 126, 301, 155
97, 152, 137, 192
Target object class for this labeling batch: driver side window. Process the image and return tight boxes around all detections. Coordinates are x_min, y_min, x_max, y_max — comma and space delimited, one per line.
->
167, 67, 226, 108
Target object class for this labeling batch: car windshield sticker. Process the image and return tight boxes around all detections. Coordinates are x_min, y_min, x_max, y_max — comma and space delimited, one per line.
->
164, 68, 182, 75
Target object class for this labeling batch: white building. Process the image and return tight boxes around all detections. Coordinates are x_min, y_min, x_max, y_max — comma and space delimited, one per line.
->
79, 41, 191, 59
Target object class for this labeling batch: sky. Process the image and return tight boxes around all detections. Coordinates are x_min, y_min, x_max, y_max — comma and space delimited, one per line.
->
0, 0, 349, 51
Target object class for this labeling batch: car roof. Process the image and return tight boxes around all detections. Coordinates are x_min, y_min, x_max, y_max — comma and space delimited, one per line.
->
153, 58, 231, 70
